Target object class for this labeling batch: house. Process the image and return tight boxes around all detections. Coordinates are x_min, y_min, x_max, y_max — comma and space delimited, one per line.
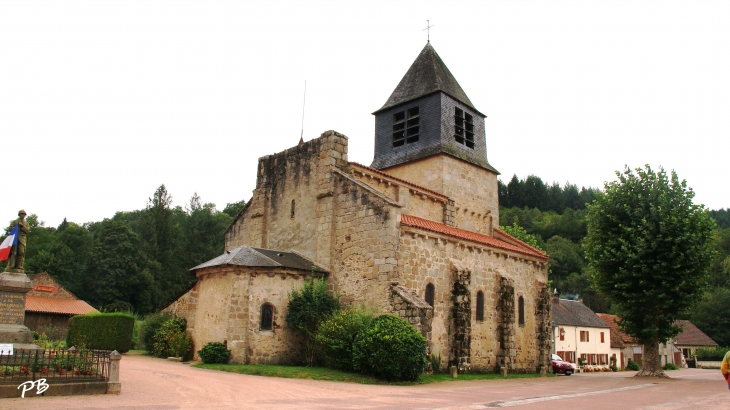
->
597, 313, 682, 368
25, 272, 97, 339
674, 320, 718, 361
163, 43, 552, 372
552, 298, 612, 370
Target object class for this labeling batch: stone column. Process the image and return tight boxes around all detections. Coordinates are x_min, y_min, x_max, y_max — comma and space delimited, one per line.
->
0, 271, 40, 350
107, 350, 122, 394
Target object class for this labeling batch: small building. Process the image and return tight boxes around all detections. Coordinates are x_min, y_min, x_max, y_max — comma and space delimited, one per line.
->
674, 320, 718, 361
25, 272, 97, 339
552, 298, 612, 370
597, 313, 681, 368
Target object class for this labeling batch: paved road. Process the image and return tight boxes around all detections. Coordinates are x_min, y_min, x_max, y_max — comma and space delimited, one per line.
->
3, 354, 728, 409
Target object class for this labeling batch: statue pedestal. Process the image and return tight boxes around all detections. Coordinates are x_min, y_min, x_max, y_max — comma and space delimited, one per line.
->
0, 271, 41, 352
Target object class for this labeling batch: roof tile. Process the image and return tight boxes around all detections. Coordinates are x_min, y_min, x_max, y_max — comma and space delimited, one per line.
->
349, 162, 449, 200
400, 214, 548, 260
25, 296, 97, 315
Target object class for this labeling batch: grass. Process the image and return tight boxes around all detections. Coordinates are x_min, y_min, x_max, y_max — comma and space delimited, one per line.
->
126, 349, 149, 355
192, 363, 550, 385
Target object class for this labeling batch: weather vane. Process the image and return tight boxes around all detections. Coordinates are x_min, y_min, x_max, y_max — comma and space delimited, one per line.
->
423, 20, 434, 43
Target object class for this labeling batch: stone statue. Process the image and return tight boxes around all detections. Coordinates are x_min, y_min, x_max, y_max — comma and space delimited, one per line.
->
5, 210, 29, 272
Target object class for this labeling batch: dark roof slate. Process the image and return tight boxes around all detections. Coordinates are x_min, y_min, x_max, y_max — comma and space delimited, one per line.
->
374, 43, 481, 115
191, 246, 327, 273
674, 320, 718, 347
552, 299, 610, 328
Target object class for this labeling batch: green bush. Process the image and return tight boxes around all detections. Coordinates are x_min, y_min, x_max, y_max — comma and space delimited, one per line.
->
663, 362, 679, 370
316, 310, 373, 371
627, 359, 640, 371
695, 346, 729, 361
66, 313, 135, 353
352, 314, 427, 381
610, 364, 618, 372
151, 317, 190, 359
198, 342, 231, 364
139, 313, 171, 351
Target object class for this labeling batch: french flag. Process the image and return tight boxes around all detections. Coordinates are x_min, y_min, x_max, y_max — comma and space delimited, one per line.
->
0, 224, 18, 261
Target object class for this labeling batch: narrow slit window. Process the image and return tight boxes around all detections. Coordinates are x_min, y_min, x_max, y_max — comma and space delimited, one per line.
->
290, 199, 295, 218
425, 283, 435, 308
392, 107, 419, 147
261, 304, 273, 330
517, 296, 525, 326
476, 291, 484, 321
454, 107, 475, 149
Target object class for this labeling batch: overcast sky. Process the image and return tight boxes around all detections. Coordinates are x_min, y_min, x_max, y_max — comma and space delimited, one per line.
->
2, 1, 728, 228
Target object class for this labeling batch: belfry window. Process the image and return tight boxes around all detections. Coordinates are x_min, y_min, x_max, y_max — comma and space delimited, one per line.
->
425, 283, 435, 307
261, 304, 273, 330
393, 107, 420, 147
454, 107, 474, 149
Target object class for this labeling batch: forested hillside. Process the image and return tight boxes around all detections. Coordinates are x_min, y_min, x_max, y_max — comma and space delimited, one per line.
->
10, 185, 244, 314
499, 174, 730, 346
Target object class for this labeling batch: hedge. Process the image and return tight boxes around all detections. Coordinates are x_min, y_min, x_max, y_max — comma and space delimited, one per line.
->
66, 312, 135, 353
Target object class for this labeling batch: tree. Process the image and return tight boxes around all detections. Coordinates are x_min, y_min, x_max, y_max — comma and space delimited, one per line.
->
286, 278, 340, 365
690, 287, 730, 347
584, 165, 715, 378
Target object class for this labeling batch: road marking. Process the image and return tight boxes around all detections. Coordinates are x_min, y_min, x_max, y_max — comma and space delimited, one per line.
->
480, 383, 657, 408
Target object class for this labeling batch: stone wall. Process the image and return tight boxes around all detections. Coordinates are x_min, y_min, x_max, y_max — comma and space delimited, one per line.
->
379, 154, 499, 233
390, 285, 433, 346
28, 273, 76, 300
397, 228, 548, 372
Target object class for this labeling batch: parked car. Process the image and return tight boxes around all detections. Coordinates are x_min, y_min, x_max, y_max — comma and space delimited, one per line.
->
552, 354, 574, 375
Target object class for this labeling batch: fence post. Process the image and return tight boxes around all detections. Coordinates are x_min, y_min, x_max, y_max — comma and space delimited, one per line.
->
107, 350, 122, 395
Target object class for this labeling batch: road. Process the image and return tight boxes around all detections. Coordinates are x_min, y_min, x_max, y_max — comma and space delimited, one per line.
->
3, 354, 728, 409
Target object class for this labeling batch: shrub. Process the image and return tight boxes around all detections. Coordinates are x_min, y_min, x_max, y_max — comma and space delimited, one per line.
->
352, 314, 427, 381
151, 317, 191, 359
198, 342, 231, 364
695, 346, 728, 361
627, 359, 640, 371
663, 362, 679, 370
286, 278, 340, 364
610, 364, 618, 372
316, 310, 373, 371
66, 313, 135, 353
139, 313, 171, 351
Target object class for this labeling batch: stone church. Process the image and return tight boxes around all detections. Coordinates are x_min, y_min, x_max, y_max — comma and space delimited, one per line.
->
163, 43, 552, 373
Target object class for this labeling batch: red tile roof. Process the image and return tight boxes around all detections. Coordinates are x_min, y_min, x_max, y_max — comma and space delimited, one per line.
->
400, 214, 548, 260
674, 320, 718, 347
349, 162, 450, 200
596, 313, 631, 348
25, 296, 97, 315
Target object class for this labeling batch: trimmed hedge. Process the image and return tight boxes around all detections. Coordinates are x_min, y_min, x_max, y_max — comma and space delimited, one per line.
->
66, 312, 135, 353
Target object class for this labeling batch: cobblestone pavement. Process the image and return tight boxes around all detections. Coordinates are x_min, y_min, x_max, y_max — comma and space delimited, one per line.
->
2, 354, 728, 410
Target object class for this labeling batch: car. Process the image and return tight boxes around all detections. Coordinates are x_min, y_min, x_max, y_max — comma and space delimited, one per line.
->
552, 354, 574, 375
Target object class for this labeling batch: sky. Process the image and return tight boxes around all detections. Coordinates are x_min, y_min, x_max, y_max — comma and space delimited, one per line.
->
1, 1, 729, 228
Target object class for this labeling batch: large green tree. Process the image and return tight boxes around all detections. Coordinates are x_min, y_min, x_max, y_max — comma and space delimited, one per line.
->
584, 165, 715, 377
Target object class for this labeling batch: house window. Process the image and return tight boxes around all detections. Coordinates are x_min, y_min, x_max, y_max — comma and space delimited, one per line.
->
476, 291, 484, 321
580, 330, 589, 342
559, 327, 565, 341
517, 296, 525, 326
392, 107, 420, 147
260, 304, 274, 331
600, 332, 605, 343
454, 107, 474, 148
425, 283, 435, 308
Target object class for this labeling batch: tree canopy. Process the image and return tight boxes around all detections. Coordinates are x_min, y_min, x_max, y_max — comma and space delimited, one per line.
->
584, 165, 715, 377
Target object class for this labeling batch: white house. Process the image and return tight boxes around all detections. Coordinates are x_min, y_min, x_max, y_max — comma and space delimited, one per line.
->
552, 298, 612, 370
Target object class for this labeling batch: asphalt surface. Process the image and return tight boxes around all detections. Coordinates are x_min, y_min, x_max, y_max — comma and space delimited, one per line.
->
3, 354, 728, 409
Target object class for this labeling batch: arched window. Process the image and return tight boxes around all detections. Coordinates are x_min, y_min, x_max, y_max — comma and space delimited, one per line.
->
518, 296, 525, 326
425, 283, 435, 308
261, 304, 274, 330
476, 291, 484, 322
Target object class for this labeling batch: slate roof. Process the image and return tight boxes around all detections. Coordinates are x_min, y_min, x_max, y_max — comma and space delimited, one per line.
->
374, 43, 482, 115
191, 246, 328, 273
674, 320, 718, 347
552, 299, 611, 328
400, 214, 548, 260
25, 296, 97, 316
